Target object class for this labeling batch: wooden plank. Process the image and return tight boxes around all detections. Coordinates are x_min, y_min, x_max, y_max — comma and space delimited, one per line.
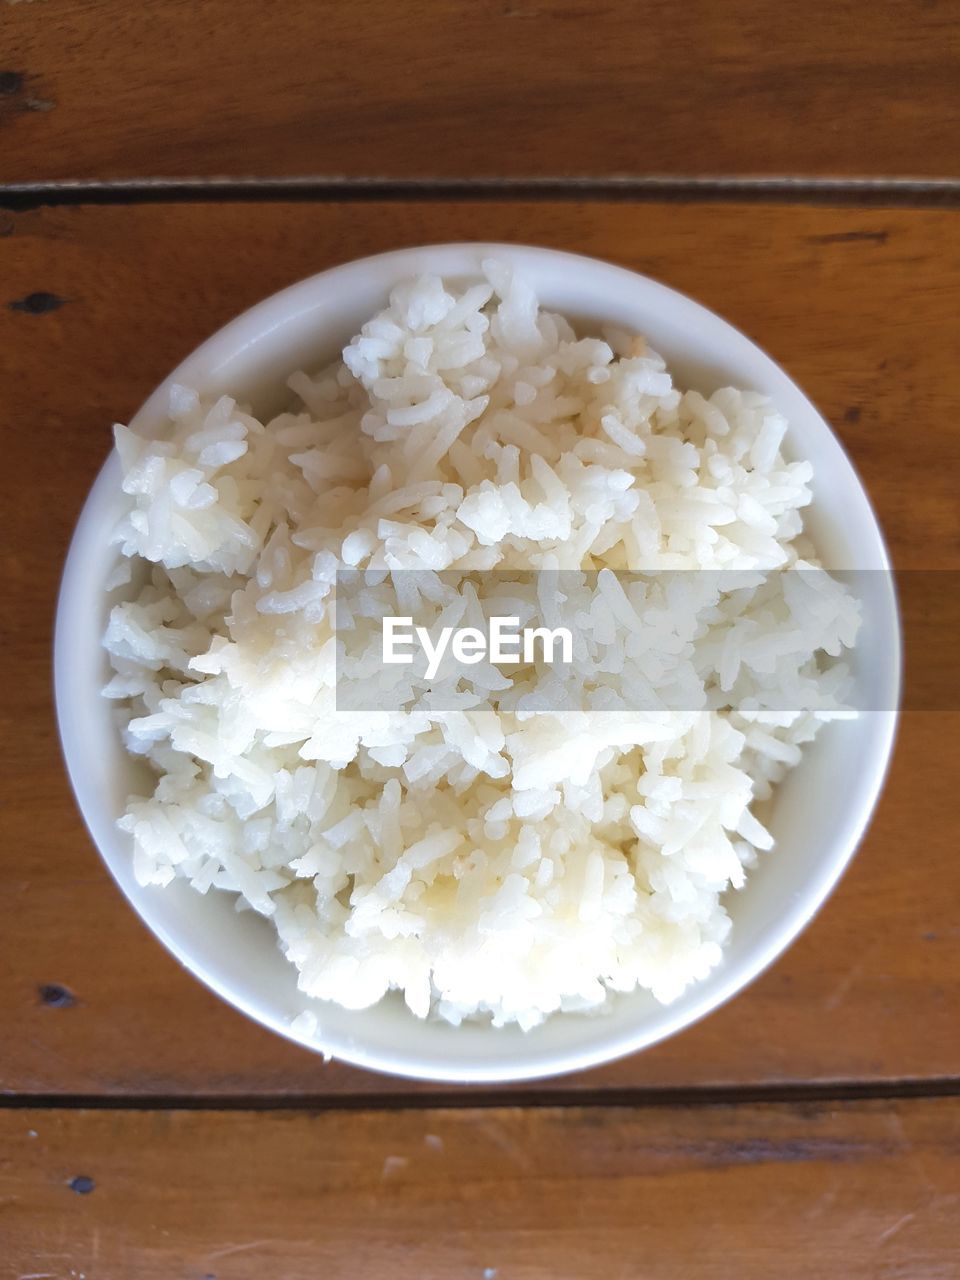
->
3, 0, 960, 184
2, 1100, 958, 1277
1, 201, 958, 1098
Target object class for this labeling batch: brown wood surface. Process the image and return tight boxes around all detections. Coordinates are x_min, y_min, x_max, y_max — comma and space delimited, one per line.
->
3, 1099, 958, 1278
4, 0, 960, 184
1, 201, 958, 1100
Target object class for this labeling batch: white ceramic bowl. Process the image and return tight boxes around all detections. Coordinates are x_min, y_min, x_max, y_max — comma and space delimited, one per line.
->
55, 243, 900, 1083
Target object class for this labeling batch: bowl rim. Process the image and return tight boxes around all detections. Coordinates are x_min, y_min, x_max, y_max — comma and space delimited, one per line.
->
54, 241, 902, 1083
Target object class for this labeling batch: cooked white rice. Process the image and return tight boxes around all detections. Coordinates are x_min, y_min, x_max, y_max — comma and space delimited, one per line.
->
104, 260, 858, 1030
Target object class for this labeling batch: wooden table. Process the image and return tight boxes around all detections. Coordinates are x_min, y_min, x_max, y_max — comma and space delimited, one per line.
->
2, 4, 959, 1276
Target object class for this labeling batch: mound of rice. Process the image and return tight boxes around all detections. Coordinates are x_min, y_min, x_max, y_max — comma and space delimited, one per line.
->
104, 261, 858, 1029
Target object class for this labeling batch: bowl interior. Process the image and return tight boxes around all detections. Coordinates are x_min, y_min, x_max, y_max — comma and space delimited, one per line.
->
55, 244, 899, 1082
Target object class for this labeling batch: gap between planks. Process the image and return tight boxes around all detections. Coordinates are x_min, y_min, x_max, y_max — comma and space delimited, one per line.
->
2, 1077, 959, 1114
3, 176, 960, 210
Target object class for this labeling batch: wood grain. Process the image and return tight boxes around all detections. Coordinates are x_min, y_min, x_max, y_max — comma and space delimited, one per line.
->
2, 1100, 958, 1277
1, 201, 958, 1098
3, 0, 960, 184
